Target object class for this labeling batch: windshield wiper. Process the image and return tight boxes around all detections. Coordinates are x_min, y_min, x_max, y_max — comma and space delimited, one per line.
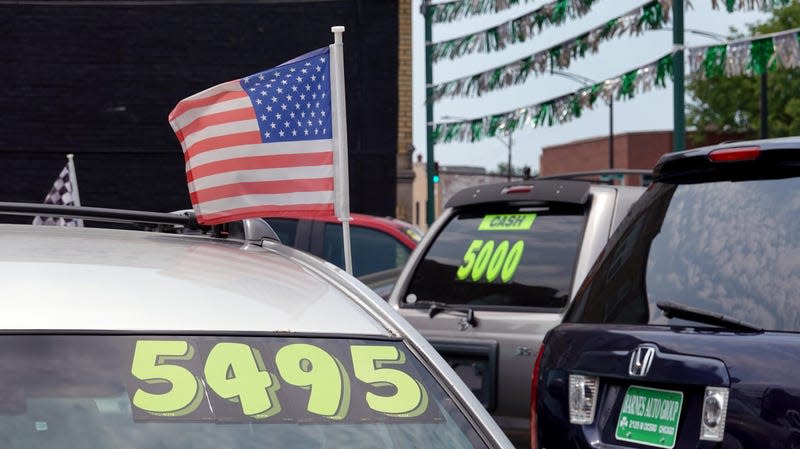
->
413, 300, 477, 328
656, 301, 763, 332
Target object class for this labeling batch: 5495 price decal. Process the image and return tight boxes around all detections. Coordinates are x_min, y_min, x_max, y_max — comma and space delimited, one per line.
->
456, 239, 524, 283
129, 339, 432, 422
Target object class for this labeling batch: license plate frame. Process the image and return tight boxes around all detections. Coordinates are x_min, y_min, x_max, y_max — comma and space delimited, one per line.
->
615, 385, 684, 449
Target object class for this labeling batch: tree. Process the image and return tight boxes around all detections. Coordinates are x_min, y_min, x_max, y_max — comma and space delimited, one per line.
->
491, 162, 535, 178
687, 4, 800, 142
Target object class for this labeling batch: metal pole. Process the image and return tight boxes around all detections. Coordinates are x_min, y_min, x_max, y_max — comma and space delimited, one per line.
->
507, 133, 512, 181
760, 72, 768, 138
423, 1, 435, 226
672, 0, 685, 152
609, 98, 614, 169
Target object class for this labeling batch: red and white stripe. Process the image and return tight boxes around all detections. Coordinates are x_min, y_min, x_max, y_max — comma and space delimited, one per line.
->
169, 80, 334, 225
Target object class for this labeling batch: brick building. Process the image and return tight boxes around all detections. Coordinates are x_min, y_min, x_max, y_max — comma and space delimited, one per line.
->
540, 130, 750, 184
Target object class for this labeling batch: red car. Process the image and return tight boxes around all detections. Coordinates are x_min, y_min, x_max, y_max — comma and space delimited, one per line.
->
263, 213, 423, 278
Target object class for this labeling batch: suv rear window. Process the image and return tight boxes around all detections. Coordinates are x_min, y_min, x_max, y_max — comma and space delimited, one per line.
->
0, 334, 488, 449
403, 205, 585, 310
566, 177, 800, 331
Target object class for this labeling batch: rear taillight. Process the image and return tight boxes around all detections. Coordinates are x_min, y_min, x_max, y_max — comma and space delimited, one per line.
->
708, 146, 761, 162
700, 386, 729, 442
530, 344, 546, 449
568, 374, 600, 424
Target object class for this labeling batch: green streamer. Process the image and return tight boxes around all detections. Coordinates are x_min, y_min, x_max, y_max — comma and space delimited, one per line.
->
749, 37, 775, 75
551, 0, 568, 24
488, 116, 501, 137
570, 95, 582, 118
725, 0, 735, 12
703, 45, 727, 79
600, 18, 619, 38
655, 55, 673, 87
573, 34, 590, 58
432, 124, 443, 144
444, 123, 460, 143
490, 68, 502, 89
588, 84, 602, 107
638, 1, 664, 30
618, 71, 638, 99
534, 103, 555, 127
470, 120, 483, 142
549, 47, 562, 69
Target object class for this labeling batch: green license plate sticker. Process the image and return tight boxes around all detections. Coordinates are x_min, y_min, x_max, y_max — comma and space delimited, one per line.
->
478, 213, 536, 231
616, 386, 683, 449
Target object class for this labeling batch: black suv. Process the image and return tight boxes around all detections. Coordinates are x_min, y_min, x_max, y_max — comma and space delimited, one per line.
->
533, 138, 800, 449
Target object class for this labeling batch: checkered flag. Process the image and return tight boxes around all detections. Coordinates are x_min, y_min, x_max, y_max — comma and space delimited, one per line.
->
33, 155, 83, 226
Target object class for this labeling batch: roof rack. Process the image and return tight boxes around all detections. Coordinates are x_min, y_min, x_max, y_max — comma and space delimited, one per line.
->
534, 169, 652, 185
0, 202, 280, 244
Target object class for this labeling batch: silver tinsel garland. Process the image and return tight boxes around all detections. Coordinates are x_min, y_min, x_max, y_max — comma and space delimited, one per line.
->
687, 29, 800, 80
432, 0, 672, 102
434, 57, 672, 144
430, 0, 599, 62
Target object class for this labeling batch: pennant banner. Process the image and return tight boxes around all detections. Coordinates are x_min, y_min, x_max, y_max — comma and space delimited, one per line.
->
429, 0, 601, 62
711, 0, 794, 12
433, 54, 674, 144
433, 0, 671, 101
430, 0, 593, 24
687, 28, 800, 79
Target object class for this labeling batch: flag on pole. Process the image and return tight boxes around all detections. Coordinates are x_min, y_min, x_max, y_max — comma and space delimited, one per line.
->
33, 154, 83, 227
169, 47, 337, 225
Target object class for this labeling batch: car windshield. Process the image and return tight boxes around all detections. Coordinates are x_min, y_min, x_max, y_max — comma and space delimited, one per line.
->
404, 205, 585, 309
566, 177, 800, 331
0, 334, 488, 449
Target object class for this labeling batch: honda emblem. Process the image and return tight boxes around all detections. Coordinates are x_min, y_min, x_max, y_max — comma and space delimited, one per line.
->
628, 344, 656, 377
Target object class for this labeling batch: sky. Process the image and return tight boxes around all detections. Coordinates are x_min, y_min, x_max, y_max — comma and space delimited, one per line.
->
411, 0, 772, 173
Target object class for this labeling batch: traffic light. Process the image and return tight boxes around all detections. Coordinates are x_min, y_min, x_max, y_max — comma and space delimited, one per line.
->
432, 162, 440, 183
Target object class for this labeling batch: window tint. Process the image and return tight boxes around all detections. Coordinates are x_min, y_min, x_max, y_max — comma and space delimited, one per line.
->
567, 178, 800, 331
323, 224, 412, 277
264, 218, 299, 246
404, 207, 585, 309
0, 335, 488, 449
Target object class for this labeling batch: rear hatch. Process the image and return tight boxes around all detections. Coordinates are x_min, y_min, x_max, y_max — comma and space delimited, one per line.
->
539, 326, 800, 449
536, 143, 800, 449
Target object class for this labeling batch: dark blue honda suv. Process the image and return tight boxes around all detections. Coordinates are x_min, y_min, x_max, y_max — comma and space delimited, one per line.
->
532, 138, 800, 449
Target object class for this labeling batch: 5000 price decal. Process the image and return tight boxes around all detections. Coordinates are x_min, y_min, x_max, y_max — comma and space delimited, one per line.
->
130, 341, 428, 420
456, 240, 524, 283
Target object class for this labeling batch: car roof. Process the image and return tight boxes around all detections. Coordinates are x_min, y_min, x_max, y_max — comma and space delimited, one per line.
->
265, 212, 421, 246
0, 224, 390, 335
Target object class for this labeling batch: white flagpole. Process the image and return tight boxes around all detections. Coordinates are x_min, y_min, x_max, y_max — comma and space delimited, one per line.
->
66, 153, 84, 227
330, 25, 353, 275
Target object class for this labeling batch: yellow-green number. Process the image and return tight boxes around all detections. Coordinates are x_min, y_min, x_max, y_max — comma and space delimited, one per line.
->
204, 342, 281, 418
471, 240, 495, 282
457, 239, 525, 283
130, 340, 205, 416
486, 240, 510, 282
275, 344, 350, 419
501, 240, 524, 282
350, 345, 428, 417
456, 240, 483, 280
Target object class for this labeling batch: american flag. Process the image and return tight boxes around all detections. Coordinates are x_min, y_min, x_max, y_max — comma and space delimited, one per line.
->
169, 47, 336, 225
33, 162, 80, 226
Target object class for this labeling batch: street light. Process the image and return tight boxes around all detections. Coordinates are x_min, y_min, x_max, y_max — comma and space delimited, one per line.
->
441, 115, 514, 181
550, 70, 615, 169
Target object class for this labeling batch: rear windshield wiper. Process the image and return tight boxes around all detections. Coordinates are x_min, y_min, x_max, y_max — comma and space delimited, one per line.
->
656, 301, 763, 332
413, 300, 477, 328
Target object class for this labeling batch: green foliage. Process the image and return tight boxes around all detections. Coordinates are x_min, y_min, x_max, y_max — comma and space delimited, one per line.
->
687, 3, 800, 141
492, 163, 535, 178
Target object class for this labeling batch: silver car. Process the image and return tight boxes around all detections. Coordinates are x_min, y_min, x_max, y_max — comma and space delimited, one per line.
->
388, 177, 646, 446
0, 202, 513, 449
